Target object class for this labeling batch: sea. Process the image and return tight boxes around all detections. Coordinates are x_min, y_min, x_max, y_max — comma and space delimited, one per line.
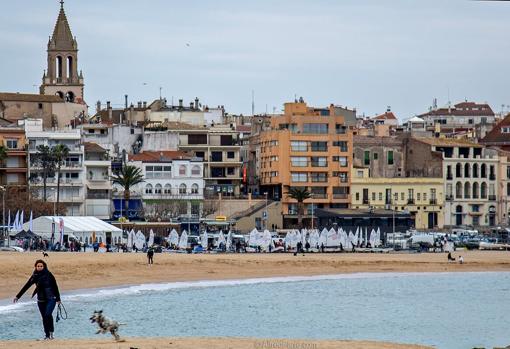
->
0, 272, 509, 349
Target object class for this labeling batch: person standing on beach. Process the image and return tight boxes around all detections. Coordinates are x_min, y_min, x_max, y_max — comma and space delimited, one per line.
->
147, 247, 154, 265
13, 260, 61, 340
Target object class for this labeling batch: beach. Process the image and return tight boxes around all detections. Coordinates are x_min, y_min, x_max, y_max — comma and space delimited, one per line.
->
0, 337, 434, 349
2, 250, 509, 300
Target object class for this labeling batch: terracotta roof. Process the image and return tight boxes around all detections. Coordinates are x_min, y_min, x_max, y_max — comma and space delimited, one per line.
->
414, 137, 482, 148
0, 92, 63, 103
236, 125, 252, 132
373, 112, 397, 120
418, 101, 494, 118
129, 151, 191, 162
83, 142, 106, 153
480, 113, 510, 145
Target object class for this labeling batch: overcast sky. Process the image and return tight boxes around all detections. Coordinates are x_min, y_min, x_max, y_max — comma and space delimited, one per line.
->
1, 0, 509, 120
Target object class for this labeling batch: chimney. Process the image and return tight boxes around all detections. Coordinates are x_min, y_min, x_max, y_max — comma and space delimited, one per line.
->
107, 101, 112, 121
387, 106, 391, 113
106, 101, 111, 109
194, 97, 199, 109
124, 94, 128, 109
190, 102, 194, 109
137, 101, 142, 108
96, 100, 101, 113
178, 99, 183, 108
143, 101, 147, 108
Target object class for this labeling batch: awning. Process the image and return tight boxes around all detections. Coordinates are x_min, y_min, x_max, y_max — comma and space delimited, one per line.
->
87, 183, 111, 190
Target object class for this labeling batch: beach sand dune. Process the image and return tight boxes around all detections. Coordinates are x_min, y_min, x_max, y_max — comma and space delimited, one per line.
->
1, 250, 509, 300
0, 337, 434, 349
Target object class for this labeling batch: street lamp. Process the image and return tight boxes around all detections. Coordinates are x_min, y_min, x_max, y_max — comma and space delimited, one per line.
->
310, 193, 314, 230
264, 192, 268, 230
0, 186, 6, 246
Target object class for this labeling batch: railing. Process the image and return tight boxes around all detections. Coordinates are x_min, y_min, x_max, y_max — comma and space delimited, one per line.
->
429, 199, 437, 205
407, 199, 415, 204
488, 195, 497, 201
489, 174, 496, 180
333, 193, 348, 199
87, 193, 110, 199
310, 193, 327, 199
445, 195, 454, 201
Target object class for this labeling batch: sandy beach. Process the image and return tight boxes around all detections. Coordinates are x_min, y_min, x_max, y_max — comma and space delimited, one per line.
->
0, 337, 434, 349
2, 250, 509, 300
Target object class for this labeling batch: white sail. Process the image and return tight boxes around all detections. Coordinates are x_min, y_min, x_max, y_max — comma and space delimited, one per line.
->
169, 229, 179, 246
178, 230, 188, 250
310, 229, 320, 249
249, 228, 260, 247
261, 229, 272, 250
375, 227, 381, 247
226, 231, 233, 251
201, 231, 209, 249
127, 229, 133, 249
217, 230, 226, 247
134, 230, 145, 250
148, 229, 154, 247
318, 228, 328, 247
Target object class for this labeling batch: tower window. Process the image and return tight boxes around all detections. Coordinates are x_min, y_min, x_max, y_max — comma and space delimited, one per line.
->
67, 56, 73, 78
56, 56, 63, 79
38, 103, 43, 109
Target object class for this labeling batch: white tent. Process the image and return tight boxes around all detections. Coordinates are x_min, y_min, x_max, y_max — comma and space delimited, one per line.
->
178, 230, 188, 250
20, 216, 122, 244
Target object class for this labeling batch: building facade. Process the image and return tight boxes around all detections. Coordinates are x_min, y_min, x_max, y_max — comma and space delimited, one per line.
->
0, 125, 28, 187
128, 151, 204, 219
350, 168, 444, 229
84, 142, 111, 219
258, 101, 353, 228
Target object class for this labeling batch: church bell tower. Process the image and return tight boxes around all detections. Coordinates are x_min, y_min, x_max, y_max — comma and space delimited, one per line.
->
40, 0, 84, 103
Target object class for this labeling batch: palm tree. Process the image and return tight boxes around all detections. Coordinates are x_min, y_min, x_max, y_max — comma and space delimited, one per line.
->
0, 145, 8, 184
287, 187, 311, 229
34, 145, 56, 202
111, 165, 144, 218
52, 144, 70, 209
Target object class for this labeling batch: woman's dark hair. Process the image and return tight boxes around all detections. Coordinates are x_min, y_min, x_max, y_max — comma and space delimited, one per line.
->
34, 259, 48, 269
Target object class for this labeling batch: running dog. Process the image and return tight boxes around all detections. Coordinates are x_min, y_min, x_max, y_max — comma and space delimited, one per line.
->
42, 251, 49, 258
90, 310, 124, 341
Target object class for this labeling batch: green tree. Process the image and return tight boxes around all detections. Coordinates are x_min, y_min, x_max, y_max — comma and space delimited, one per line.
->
111, 165, 144, 218
287, 187, 311, 229
52, 144, 70, 208
34, 145, 56, 202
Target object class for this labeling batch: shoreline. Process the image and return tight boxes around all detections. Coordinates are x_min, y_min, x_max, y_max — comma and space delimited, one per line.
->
0, 336, 434, 349
1, 250, 509, 300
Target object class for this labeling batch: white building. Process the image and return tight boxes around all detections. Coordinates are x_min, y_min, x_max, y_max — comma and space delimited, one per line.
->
127, 151, 204, 219
84, 142, 112, 219
418, 101, 496, 128
25, 119, 85, 216
79, 123, 143, 160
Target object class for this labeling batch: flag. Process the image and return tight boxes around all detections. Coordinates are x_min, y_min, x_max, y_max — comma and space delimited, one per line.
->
28, 211, 33, 232
13, 211, 19, 232
59, 218, 64, 245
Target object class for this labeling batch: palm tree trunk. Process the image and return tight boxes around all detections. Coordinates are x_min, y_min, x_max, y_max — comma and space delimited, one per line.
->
124, 190, 130, 218
297, 201, 303, 229
43, 171, 47, 202
56, 164, 61, 207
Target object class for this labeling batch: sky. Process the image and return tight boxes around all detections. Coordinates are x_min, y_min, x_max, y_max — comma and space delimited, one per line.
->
0, 0, 509, 121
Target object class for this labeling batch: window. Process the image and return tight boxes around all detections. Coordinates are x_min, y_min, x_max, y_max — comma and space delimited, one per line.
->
333, 141, 348, 152
335, 124, 347, 134
155, 184, 162, 194
310, 172, 327, 182
270, 171, 278, 177
373, 153, 378, 160
401, 192, 404, 201
211, 152, 223, 162
227, 167, 235, 175
179, 165, 187, 176
164, 184, 172, 194
227, 152, 235, 159
191, 183, 199, 194
6, 139, 18, 149
310, 141, 327, 152
291, 157, 308, 167
507, 166, 510, 179
355, 192, 360, 201
191, 165, 201, 176
303, 123, 328, 134
338, 172, 348, 183
387, 151, 394, 165
372, 192, 376, 201
417, 193, 421, 201
503, 127, 510, 134
291, 173, 308, 182
145, 184, 153, 194
38, 103, 43, 110
291, 141, 307, 152
364, 151, 370, 166
338, 156, 348, 167
220, 135, 233, 146
270, 156, 278, 161
378, 192, 382, 201
311, 157, 327, 167
188, 134, 207, 145
195, 151, 205, 160
179, 184, 187, 194
507, 183, 510, 196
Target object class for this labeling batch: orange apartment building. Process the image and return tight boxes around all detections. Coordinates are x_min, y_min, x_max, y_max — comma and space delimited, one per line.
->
259, 101, 353, 228
0, 125, 28, 187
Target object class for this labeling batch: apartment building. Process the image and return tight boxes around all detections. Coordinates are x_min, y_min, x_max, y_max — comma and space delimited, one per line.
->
0, 125, 28, 187
84, 142, 111, 219
259, 100, 353, 228
25, 119, 85, 215
351, 168, 444, 229
128, 151, 204, 219
410, 137, 499, 228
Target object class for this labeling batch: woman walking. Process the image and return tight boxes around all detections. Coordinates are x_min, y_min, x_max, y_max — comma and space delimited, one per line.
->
13, 260, 61, 340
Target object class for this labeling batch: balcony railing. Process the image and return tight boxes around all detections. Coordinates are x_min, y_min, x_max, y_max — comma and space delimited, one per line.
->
488, 195, 497, 201
489, 174, 496, 180
362, 198, 369, 204
429, 198, 437, 205
407, 199, 415, 204
310, 193, 327, 199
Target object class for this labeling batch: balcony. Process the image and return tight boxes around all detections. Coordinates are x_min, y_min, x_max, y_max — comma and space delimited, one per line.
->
429, 198, 437, 205
362, 198, 369, 204
446, 174, 453, 180
407, 199, 415, 205
488, 195, 497, 201
310, 193, 327, 199
445, 195, 454, 201
489, 174, 496, 180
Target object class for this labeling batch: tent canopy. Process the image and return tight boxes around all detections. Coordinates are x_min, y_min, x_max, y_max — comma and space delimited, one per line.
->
22, 216, 122, 236
14, 230, 38, 239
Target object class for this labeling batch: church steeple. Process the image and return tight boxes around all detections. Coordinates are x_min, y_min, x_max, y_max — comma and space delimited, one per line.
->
40, 1, 84, 104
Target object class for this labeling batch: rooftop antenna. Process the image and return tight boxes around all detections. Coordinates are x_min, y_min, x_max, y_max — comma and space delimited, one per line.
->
159, 87, 162, 100
251, 90, 255, 116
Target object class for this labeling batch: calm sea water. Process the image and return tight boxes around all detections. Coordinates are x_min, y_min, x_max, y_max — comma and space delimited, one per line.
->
1, 272, 509, 349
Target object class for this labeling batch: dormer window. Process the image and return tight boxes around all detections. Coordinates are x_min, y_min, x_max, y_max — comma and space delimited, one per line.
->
502, 127, 510, 134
